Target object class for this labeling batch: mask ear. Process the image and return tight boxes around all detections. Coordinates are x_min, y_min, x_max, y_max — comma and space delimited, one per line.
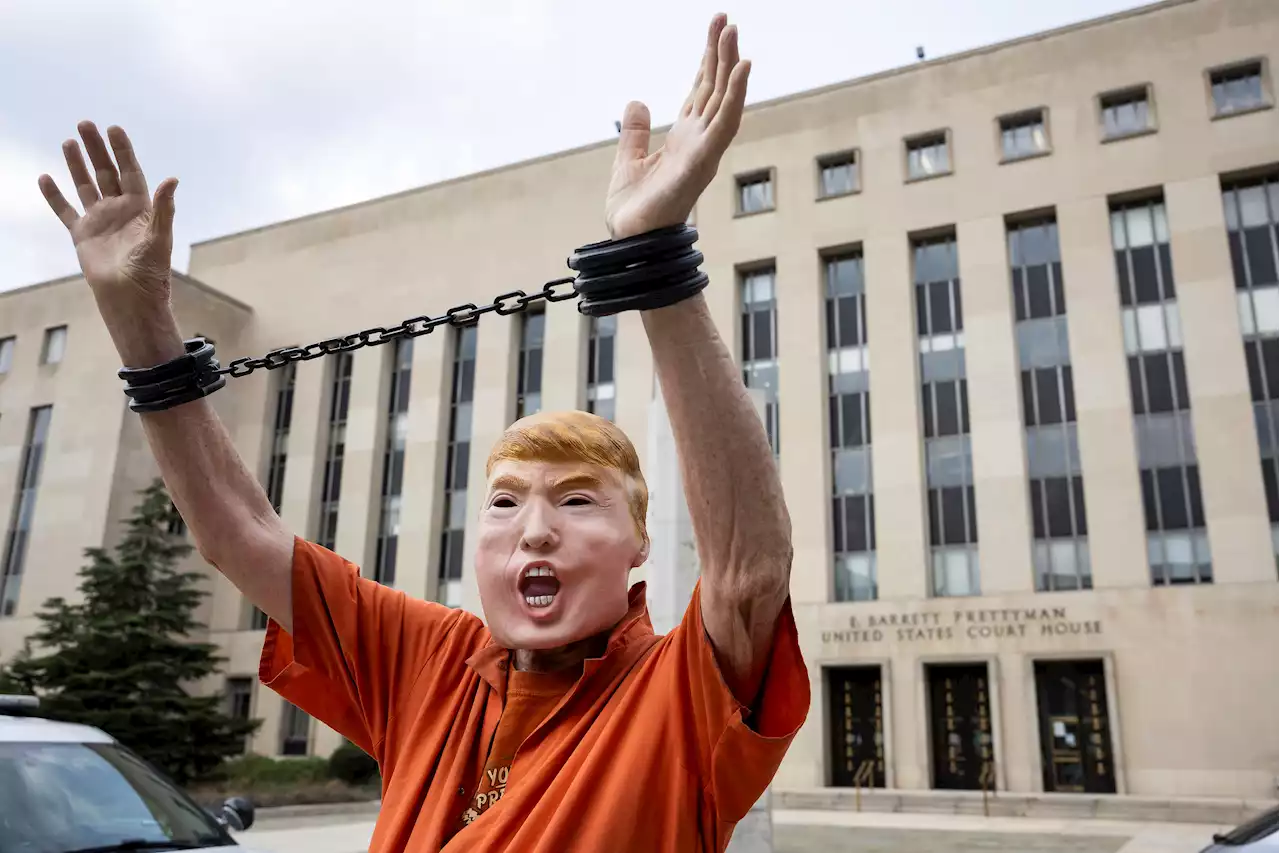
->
632, 537, 650, 569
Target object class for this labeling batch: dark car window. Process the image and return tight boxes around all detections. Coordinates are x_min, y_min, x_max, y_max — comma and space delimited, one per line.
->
0, 742, 229, 853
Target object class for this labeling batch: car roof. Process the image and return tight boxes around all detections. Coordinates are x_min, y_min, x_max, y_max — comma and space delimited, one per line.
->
0, 713, 115, 744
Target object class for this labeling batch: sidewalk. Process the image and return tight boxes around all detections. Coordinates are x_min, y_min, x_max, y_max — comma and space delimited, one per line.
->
239, 806, 1229, 853
773, 809, 1227, 853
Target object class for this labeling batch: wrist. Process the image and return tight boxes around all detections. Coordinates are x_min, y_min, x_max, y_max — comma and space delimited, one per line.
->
94, 291, 187, 368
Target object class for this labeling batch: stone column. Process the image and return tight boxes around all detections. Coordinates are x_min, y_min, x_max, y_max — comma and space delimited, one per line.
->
645, 383, 774, 852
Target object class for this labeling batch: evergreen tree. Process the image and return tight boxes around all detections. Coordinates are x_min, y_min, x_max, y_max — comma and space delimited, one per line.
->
1, 479, 259, 785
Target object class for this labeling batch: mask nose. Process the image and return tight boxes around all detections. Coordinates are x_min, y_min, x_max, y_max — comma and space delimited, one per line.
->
519, 499, 558, 552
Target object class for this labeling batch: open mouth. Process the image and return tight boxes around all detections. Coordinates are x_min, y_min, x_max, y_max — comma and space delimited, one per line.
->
518, 564, 561, 608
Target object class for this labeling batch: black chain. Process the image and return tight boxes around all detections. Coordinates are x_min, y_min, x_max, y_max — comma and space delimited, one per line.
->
213, 277, 578, 379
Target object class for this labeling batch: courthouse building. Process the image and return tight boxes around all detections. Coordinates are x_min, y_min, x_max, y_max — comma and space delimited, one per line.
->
0, 0, 1276, 804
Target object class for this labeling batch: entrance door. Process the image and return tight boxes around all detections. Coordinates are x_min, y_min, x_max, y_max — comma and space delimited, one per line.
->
1034, 660, 1116, 794
826, 667, 885, 787
926, 663, 992, 790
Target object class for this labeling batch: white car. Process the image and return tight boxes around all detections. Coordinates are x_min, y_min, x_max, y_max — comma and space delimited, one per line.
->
1200, 808, 1279, 853
0, 695, 258, 853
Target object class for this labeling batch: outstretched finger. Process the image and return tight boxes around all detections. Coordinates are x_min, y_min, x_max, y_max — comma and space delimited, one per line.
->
708, 60, 751, 147
692, 14, 726, 117
62, 139, 100, 209
149, 177, 179, 242
38, 175, 79, 230
107, 125, 149, 198
614, 101, 652, 165
680, 67, 704, 118
702, 24, 739, 123
78, 121, 122, 197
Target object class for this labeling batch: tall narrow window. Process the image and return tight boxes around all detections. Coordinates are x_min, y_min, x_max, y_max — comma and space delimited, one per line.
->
915, 235, 978, 597
225, 677, 254, 752
278, 702, 310, 756
1112, 198, 1212, 584
316, 352, 354, 552
439, 326, 477, 608
516, 309, 544, 419
373, 338, 413, 586
741, 267, 780, 456
1, 407, 52, 617
1222, 175, 1279, 551
0, 337, 14, 374
586, 316, 616, 421
1009, 217, 1090, 591
41, 326, 66, 365
827, 253, 875, 601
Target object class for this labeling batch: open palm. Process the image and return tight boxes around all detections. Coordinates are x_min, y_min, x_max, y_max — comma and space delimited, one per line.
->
39, 122, 178, 301
605, 15, 750, 241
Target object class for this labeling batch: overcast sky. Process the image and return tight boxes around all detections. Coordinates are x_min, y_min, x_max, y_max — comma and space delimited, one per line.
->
0, 0, 1150, 293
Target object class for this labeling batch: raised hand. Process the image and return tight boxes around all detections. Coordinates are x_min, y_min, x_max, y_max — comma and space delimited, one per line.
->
39, 122, 178, 303
604, 14, 750, 241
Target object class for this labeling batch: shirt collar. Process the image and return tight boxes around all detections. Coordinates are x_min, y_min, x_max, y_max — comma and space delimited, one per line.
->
465, 581, 655, 695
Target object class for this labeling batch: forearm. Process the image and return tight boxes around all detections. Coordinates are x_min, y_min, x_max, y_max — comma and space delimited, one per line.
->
103, 296, 295, 629
641, 293, 792, 596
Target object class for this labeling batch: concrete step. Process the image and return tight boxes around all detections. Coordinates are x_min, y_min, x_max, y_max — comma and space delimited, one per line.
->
775, 788, 1276, 825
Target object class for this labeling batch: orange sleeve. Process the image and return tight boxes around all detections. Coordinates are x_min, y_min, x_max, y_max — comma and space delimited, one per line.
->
665, 579, 810, 825
259, 537, 487, 759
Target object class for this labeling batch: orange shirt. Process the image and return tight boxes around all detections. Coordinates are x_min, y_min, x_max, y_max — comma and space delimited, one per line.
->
260, 538, 809, 853
461, 668, 576, 831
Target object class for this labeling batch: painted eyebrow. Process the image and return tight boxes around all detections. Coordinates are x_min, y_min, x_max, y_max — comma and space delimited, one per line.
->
551, 473, 607, 492
489, 474, 531, 494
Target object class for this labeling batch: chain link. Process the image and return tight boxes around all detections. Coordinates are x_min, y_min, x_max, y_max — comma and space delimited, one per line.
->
214, 277, 578, 379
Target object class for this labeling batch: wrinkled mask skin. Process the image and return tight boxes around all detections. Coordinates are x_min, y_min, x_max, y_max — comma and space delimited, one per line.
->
476, 456, 649, 652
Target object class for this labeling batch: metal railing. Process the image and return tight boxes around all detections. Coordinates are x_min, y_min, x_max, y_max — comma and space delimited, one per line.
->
979, 760, 997, 817
853, 759, 876, 812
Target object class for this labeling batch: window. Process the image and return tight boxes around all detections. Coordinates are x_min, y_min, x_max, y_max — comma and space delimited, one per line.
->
740, 267, 780, 456
999, 110, 1050, 161
826, 252, 876, 601
0, 337, 13, 374
40, 326, 66, 365
736, 171, 774, 215
373, 338, 413, 586
439, 325, 477, 608
1, 407, 52, 617
818, 151, 859, 198
278, 702, 310, 756
516, 309, 544, 419
316, 352, 354, 552
225, 677, 253, 752
1099, 86, 1153, 140
1223, 175, 1280, 550
586, 316, 616, 421
1010, 217, 1091, 591
914, 235, 978, 597
1112, 198, 1212, 584
165, 500, 187, 538
905, 132, 951, 181
1209, 60, 1267, 116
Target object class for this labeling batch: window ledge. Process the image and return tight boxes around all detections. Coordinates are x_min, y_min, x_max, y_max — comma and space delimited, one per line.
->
1211, 102, 1273, 121
1000, 148, 1053, 165
1100, 126, 1158, 144
904, 169, 954, 184
734, 206, 776, 219
816, 189, 862, 203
